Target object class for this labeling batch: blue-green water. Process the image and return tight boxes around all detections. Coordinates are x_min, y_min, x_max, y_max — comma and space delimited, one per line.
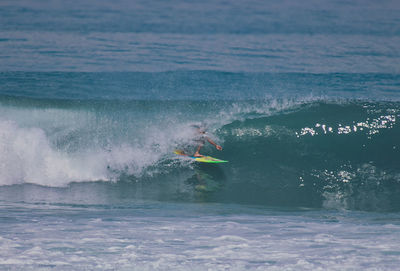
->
1, 0, 400, 270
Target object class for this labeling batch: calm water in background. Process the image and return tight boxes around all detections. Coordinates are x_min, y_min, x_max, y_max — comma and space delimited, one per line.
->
1, 0, 400, 270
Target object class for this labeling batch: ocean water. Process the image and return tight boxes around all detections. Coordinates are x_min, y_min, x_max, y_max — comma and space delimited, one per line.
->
1, 0, 400, 270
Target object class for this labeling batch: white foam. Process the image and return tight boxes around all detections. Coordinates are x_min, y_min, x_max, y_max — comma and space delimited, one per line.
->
0, 120, 103, 186
0, 114, 216, 187
0, 119, 170, 186
2, 205, 400, 271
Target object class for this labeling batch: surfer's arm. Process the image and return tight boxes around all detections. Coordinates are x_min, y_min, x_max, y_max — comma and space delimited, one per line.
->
207, 138, 222, 150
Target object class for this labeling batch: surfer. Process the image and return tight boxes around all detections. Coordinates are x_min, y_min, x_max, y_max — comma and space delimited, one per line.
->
193, 125, 222, 157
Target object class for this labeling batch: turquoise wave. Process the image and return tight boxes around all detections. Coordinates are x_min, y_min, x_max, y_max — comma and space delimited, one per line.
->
1, 96, 398, 211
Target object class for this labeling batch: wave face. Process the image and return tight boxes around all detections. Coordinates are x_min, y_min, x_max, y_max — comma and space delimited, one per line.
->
1, 93, 399, 211
218, 101, 400, 211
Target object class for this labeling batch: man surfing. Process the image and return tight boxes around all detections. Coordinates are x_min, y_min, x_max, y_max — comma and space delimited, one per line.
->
192, 125, 222, 157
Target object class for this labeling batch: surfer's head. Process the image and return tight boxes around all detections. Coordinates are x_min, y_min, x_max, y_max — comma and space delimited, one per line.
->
191, 123, 207, 133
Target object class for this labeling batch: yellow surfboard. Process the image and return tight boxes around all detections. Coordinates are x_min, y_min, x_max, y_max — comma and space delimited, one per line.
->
174, 150, 228, 163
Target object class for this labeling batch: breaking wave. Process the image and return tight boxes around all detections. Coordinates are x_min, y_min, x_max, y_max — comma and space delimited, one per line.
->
0, 96, 399, 211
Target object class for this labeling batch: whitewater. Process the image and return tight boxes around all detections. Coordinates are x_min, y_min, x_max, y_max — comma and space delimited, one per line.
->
1, 0, 400, 270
